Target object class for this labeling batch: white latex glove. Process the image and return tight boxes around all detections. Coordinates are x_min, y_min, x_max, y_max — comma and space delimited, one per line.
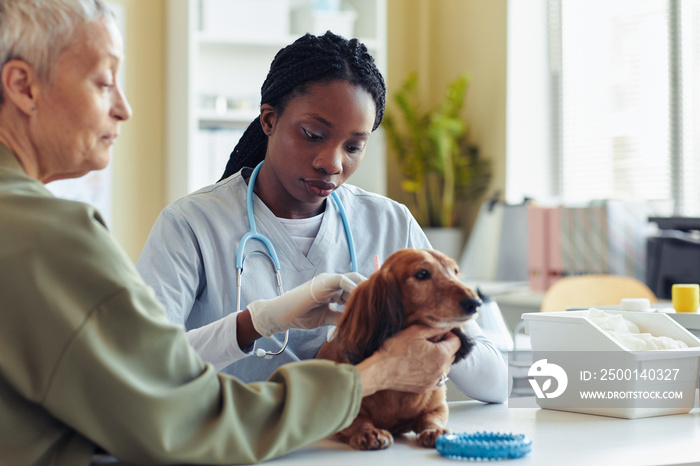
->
248, 272, 366, 337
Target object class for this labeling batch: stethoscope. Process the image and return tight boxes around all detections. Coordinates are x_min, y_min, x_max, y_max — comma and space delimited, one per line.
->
237, 161, 358, 358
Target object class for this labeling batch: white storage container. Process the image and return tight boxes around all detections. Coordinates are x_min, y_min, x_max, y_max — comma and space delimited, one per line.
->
201, 0, 290, 40
665, 311, 700, 339
522, 310, 700, 419
566, 304, 700, 338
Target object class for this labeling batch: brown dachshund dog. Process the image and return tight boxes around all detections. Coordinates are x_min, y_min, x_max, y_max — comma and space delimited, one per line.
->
316, 248, 481, 450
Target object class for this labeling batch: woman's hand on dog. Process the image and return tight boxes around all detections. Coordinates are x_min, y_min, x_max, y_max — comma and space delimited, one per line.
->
247, 272, 366, 337
355, 325, 461, 397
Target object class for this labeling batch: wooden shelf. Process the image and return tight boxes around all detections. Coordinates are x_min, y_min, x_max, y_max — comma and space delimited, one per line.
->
197, 32, 379, 51
166, 0, 388, 202
198, 109, 259, 127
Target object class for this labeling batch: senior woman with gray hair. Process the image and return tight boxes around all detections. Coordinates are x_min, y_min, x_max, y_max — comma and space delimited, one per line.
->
0, 0, 461, 465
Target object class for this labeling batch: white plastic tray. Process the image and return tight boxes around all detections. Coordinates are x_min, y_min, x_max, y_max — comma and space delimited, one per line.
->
521, 310, 700, 419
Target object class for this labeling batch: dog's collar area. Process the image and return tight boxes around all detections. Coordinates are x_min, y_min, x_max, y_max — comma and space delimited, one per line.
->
436, 431, 533, 460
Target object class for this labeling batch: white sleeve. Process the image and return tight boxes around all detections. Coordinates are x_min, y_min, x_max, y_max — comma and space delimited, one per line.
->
185, 313, 252, 371
448, 320, 510, 403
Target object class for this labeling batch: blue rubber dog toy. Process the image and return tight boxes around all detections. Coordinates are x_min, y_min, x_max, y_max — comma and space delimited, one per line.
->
436, 431, 532, 461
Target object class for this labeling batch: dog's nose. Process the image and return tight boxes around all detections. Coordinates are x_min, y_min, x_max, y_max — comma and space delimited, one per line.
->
460, 297, 482, 315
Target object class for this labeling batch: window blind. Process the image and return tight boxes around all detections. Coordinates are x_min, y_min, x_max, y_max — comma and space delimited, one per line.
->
551, 0, 700, 216
679, 0, 700, 216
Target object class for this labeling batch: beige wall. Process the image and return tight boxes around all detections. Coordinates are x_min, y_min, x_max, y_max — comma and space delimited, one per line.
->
386, 0, 507, 235
109, 0, 166, 262
109, 0, 507, 260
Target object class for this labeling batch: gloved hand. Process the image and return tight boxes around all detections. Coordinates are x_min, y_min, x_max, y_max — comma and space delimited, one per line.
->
248, 272, 366, 337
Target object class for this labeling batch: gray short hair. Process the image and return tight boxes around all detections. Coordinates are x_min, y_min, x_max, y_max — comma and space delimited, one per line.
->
0, 0, 114, 103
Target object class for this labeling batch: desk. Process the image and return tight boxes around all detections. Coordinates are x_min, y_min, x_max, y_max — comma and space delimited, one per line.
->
461, 281, 543, 334
265, 401, 700, 466
92, 400, 700, 466
493, 291, 544, 333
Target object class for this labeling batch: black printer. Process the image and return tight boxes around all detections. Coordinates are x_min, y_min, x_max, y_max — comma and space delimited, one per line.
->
646, 217, 700, 300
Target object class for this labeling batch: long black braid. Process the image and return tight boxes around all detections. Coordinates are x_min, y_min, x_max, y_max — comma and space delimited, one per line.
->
219, 31, 386, 181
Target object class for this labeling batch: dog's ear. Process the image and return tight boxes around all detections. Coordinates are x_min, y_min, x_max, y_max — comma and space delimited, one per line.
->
451, 328, 475, 364
335, 268, 405, 364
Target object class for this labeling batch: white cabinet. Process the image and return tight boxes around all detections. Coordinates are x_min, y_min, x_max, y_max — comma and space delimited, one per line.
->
165, 0, 388, 204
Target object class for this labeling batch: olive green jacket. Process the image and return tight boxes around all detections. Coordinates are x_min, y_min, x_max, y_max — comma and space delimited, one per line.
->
0, 145, 361, 465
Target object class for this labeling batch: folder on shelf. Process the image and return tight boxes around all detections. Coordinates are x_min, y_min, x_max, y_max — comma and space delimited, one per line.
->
527, 205, 549, 293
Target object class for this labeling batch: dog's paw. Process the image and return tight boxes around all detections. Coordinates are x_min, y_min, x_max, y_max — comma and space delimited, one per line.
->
417, 427, 450, 448
347, 427, 394, 450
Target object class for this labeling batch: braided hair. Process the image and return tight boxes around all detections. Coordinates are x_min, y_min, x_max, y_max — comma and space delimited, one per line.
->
219, 31, 386, 181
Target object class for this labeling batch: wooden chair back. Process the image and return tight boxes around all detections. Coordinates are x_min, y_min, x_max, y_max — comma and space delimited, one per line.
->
540, 274, 657, 313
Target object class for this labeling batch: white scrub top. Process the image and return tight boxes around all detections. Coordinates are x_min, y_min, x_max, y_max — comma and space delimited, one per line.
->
137, 167, 509, 403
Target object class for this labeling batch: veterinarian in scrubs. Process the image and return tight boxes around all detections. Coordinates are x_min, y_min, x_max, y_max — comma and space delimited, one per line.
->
137, 32, 509, 404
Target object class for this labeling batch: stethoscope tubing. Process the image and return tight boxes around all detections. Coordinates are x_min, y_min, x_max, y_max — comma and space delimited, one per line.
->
235, 161, 357, 358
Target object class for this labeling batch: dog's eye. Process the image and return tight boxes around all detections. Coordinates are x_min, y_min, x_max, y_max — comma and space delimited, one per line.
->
414, 269, 431, 280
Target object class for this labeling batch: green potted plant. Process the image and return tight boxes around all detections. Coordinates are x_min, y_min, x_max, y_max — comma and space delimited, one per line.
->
383, 73, 492, 256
